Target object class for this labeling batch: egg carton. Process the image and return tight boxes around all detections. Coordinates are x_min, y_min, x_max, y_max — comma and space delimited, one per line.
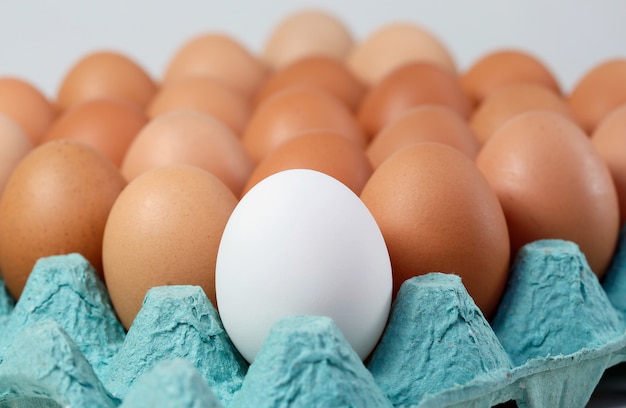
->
1, 230, 626, 408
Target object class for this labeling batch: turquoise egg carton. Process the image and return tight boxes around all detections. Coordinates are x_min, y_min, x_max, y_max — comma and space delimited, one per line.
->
1, 232, 626, 407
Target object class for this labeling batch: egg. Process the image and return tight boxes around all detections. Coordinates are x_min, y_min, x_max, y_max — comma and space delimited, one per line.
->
56, 50, 158, 111
461, 49, 561, 106
216, 169, 392, 362
103, 164, 238, 330
366, 105, 480, 168
253, 55, 366, 111
163, 33, 269, 101
263, 9, 354, 69
0, 114, 32, 196
347, 22, 456, 86
357, 61, 471, 140
470, 83, 575, 145
591, 104, 626, 225
568, 59, 626, 134
0, 140, 126, 299
41, 98, 148, 167
121, 110, 253, 196
476, 111, 619, 278
0, 77, 57, 145
242, 86, 365, 163
146, 76, 250, 136
242, 130, 372, 196
360, 142, 510, 318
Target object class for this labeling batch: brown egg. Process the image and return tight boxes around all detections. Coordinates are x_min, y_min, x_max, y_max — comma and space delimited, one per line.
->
470, 83, 575, 145
263, 9, 354, 69
0, 77, 57, 145
242, 86, 366, 163
0, 114, 32, 196
147, 76, 250, 136
121, 110, 253, 196
360, 142, 510, 318
254, 55, 366, 111
367, 105, 480, 168
591, 104, 626, 226
347, 22, 456, 86
358, 61, 471, 140
568, 59, 626, 134
102, 164, 238, 329
476, 111, 619, 278
56, 50, 158, 112
461, 49, 561, 106
242, 130, 372, 197
41, 98, 148, 167
0, 140, 126, 299
163, 33, 269, 101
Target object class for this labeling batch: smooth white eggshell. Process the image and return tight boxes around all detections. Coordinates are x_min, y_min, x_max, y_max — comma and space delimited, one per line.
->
215, 169, 392, 362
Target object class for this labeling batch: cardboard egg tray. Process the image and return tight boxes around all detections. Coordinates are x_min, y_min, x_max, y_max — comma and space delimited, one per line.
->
1, 230, 626, 407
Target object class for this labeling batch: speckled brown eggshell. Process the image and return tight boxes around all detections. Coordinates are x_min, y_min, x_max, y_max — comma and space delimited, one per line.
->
360, 142, 510, 318
102, 164, 238, 329
476, 110, 619, 278
0, 140, 126, 299
357, 61, 471, 141
0, 114, 32, 196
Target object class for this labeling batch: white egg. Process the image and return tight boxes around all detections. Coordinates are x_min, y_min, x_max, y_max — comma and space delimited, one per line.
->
215, 169, 392, 363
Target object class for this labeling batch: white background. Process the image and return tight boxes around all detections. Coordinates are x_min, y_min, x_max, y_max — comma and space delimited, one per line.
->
0, 0, 625, 98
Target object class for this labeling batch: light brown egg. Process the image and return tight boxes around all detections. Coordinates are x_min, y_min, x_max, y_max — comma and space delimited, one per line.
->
121, 110, 253, 196
367, 105, 480, 168
358, 61, 471, 140
41, 98, 148, 167
242, 130, 372, 197
253, 55, 366, 111
591, 104, 626, 226
102, 164, 238, 329
347, 22, 456, 86
470, 83, 575, 145
56, 50, 158, 112
360, 142, 510, 318
0, 114, 32, 196
242, 86, 366, 163
163, 33, 269, 101
0, 140, 126, 298
147, 76, 250, 136
263, 9, 354, 69
461, 49, 561, 106
568, 59, 626, 134
476, 111, 619, 278
0, 77, 57, 145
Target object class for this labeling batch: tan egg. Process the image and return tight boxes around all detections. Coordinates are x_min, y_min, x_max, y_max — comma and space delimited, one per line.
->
254, 55, 366, 111
242, 86, 366, 163
591, 104, 626, 225
41, 98, 148, 167
476, 111, 619, 278
163, 33, 269, 101
347, 22, 456, 86
367, 105, 480, 168
102, 164, 238, 329
462, 49, 561, 106
358, 61, 471, 141
147, 76, 250, 136
242, 130, 372, 197
568, 59, 626, 134
0, 77, 57, 145
0, 114, 32, 196
56, 50, 158, 111
0, 140, 126, 298
263, 9, 354, 69
122, 110, 253, 196
360, 142, 510, 318
470, 83, 575, 145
